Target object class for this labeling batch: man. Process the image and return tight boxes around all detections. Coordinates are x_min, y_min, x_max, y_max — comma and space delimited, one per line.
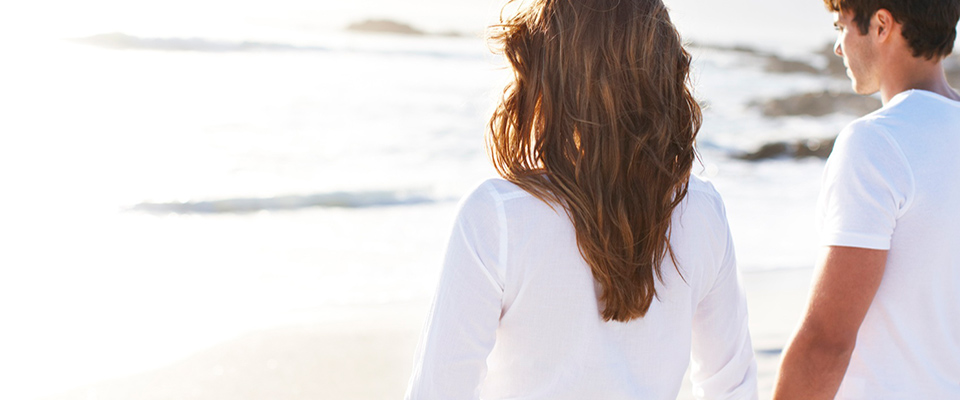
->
773, 1, 960, 399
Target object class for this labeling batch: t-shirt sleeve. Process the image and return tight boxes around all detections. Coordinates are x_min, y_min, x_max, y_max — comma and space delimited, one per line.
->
689, 188, 758, 400
405, 181, 505, 400
817, 120, 914, 250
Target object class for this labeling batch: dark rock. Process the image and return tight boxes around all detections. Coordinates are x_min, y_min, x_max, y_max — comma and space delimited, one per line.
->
728, 44, 767, 55
690, 42, 821, 75
818, 42, 847, 78
763, 56, 820, 74
795, 137, 835, 158
753, 90, 882, 117
346, 20, 425, 35
735, 137, 836, 161
946, 55, 960, 88
949, 69, 960, 89
690, 42, 772, 57
437, 30, 467, 38
735, 142, 789, 161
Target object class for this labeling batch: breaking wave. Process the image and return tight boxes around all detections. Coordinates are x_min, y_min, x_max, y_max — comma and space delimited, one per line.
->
129, 189, 443, 214
70, 32, 328, 53
68, 32, 485, 60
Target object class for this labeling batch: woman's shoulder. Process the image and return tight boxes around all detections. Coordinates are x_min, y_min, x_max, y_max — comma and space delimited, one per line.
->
675, 175, 731, 233
455, 178, 569, 228
460, 178, 536, 206
685, 175, 725, 206
454, 178, 536, 215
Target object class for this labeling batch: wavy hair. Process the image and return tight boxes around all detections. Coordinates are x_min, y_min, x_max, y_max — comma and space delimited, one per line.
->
487, 0, 701, 322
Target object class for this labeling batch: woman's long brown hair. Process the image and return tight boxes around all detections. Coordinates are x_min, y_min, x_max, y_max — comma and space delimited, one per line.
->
488, 0, 702, 322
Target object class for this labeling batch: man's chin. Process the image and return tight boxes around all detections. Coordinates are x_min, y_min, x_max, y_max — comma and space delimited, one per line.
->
851, 82, 880, 96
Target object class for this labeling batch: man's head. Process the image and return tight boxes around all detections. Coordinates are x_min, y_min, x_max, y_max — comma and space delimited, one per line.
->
826, 0, 960, 96
823, 0, 960, 60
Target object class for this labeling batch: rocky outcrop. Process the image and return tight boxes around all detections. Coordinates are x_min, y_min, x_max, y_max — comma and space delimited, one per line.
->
739, 53, 959, 162
691, 42, 822, 75
734, 137, 836, 161
752, 90, 882, 117
762, 56, 820, 74
946, 55, 960, 88
817, 42, 847, 78
346, 20, 425, 35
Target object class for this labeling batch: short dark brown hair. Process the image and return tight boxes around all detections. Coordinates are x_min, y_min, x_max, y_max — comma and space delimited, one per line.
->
824, 0, 960, 59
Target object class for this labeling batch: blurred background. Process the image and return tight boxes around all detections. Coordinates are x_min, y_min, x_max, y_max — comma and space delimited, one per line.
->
0, 1, 957, 399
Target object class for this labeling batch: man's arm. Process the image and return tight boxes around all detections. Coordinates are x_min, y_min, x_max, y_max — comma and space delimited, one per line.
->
772, 246, 887, 400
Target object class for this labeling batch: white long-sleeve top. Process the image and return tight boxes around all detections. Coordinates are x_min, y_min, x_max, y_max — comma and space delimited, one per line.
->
406, 176, 757, 400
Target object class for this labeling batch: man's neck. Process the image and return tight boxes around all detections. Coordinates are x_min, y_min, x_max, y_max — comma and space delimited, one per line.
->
880, 57, 960, 104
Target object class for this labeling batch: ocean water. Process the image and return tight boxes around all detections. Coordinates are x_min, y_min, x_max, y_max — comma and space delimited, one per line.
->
0, 1, 925, 398
3, 0, 839, 52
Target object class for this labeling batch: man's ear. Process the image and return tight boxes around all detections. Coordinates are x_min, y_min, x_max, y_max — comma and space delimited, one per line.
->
873, 9, 896, 41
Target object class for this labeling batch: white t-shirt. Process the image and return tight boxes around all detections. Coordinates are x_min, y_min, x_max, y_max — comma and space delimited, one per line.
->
818, 89, 960, 399
406, 176, 757, 400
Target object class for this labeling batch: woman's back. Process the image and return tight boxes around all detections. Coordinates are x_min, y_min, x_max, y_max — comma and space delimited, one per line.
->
407, 0, 757, 397
407, 176, 757, 399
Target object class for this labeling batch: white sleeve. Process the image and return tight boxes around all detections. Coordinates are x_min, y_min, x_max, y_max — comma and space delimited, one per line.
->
689, 193, 758, 400
817, 120, 914, 250
405, 182, 505, 400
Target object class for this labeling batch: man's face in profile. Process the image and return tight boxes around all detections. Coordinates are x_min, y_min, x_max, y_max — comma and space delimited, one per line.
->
833, 10, 881, 95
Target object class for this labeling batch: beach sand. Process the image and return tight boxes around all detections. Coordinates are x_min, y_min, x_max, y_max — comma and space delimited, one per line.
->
42, 268, 812, 400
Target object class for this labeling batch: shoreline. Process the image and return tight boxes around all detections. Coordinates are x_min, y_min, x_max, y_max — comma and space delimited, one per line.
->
39, 267, 812, 400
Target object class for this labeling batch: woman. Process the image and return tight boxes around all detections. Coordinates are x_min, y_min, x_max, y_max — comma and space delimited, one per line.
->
406, 0, 757, 399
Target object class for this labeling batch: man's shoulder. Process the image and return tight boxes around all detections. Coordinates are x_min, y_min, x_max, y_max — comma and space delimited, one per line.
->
835, 114, 894, 153
837, 90, 960, 152
857, 90, 960, 130
843, 95, 906, 136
